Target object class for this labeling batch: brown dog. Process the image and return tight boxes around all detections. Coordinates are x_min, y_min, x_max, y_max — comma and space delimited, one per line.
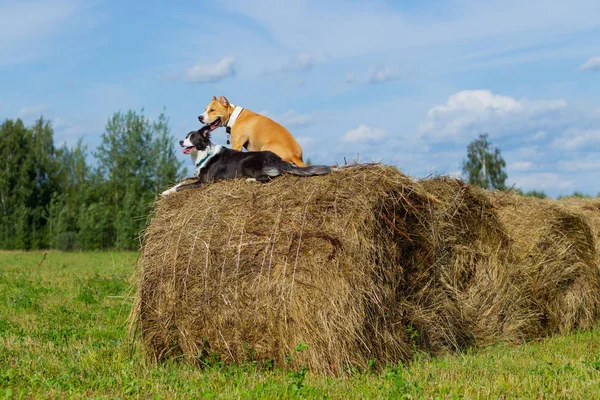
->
198, 96, 306, 166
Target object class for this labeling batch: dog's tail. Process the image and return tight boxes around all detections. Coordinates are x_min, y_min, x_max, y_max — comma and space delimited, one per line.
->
263, 163, 331, 177
290, 165, 331, 176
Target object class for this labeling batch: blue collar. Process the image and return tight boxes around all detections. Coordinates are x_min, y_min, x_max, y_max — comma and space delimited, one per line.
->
196, 153, 211, 168
195, 145, 221, 169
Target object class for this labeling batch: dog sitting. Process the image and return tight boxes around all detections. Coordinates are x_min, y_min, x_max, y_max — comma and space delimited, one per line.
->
198, 95, 307, 166
161, 125, 331, 195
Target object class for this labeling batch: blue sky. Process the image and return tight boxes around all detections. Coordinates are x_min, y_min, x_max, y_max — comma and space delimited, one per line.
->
1, 0, 599, 197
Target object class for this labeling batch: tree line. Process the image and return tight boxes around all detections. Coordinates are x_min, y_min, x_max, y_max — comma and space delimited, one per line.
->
0, 110, 185, 251
1, 118, 596, 251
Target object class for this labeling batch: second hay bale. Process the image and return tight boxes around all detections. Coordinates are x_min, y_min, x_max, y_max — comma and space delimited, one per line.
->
489, 192, 600, 334
559, 198, 600, 244
411, 178, 539, 348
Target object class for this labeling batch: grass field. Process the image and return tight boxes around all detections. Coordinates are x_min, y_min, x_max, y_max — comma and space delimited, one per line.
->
1, 251, 600, 399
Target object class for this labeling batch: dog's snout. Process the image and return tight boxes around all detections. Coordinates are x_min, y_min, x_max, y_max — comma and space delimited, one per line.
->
198, 115, 204, 123
179, 139, 184, 146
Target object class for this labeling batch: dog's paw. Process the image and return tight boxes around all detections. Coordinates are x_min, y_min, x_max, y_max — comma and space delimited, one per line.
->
245, 178, 257, 182
161, 187, 177, 196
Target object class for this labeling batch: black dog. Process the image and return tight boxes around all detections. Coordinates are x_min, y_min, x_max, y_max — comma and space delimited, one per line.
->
162, 126, 331, 195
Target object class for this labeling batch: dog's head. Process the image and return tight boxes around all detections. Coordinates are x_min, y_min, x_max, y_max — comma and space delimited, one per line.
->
198, 95, 233, 130
180, 125, 212, 154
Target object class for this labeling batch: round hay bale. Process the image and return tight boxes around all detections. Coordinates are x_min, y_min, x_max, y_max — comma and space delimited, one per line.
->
135, 165, 421, 374
131, 165, 549, 374
412, 178, 539, 348
488, 192, 600, 334
558, 198, 600, 242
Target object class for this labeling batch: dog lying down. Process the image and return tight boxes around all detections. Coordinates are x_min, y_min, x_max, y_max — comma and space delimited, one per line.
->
162, 125, 331, 196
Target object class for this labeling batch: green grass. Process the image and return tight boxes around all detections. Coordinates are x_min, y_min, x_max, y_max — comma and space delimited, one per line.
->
1, 251, 600, 398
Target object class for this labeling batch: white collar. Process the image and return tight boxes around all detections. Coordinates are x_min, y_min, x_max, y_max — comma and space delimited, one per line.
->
226, 105, 244, 131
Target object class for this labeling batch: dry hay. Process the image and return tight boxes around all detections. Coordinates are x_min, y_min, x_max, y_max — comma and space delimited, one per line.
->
131, 165, 600, 375
558, 198, 600, 241
488, 191, 600, 335
556, 197, 600, 324
409, 178, 538, 349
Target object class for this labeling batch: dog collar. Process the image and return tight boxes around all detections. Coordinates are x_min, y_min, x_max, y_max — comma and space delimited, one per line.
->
195, 153, 210, 169
195, 145, 222, 170
226, 105, 244, 134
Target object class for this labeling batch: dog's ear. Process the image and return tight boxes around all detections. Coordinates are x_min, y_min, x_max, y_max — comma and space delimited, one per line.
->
218, 96, 229, 107
200, 127, 211, 140
212, 96, 217, 101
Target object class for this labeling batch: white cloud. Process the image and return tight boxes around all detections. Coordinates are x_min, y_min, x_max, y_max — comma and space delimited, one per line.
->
368, 66, 400, 84
13, 110, 96, 148
275, 110, 313, 128
552, 128, 600, 151
184, 56, 236, 83
530, 131, 547, 141
51, 117, 91, 145
578, 56, 600, 71
342, 124, 386, 142
427, 90, 520, 114
411, 89, 600, 196
17, 104, 50, 118
509, 161, 533, 172
296, 136, 315, 148
256, 110, 270, 117
418, 90, 568, 141
254, 109, 313, 128
286, 53, 313, 72
263, 53, 314, 76
513, 173, 573, 192
345, 71, 357, 84
557, 159, 600, 172
511, 145, 542, 161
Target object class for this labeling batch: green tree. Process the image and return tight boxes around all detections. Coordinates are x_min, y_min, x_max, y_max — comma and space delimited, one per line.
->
26, 117, 57, 248
95, 109, 183, 250
515, 189, 548, 199
149, 112, 187, 192
462, 134, 507, 190
557, 191, 592, 200
0, 110, 182, 251
0, 117, 55, 249
523, 189, 547, 199
0, 119, 28, 248
48, 139, 97, 249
